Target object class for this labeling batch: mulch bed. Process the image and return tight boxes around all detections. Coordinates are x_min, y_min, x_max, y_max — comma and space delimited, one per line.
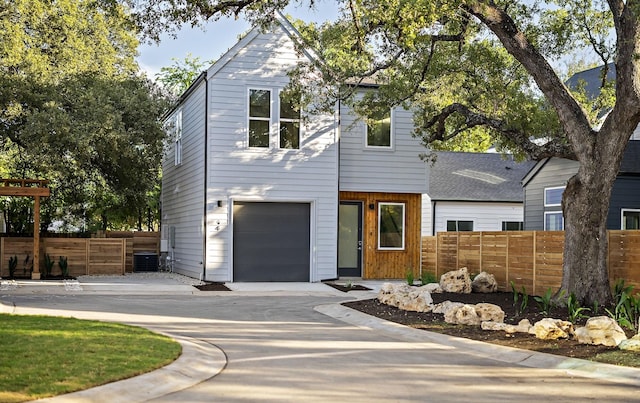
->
194, 282, 232, 291
324, 282, 372, 292
343, 291, 633, 360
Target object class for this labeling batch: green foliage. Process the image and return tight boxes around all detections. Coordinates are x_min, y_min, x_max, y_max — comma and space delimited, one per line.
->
8, 256, 18, 278
406, 269, 415, 286
534, 288, 554, 316
58, 256, 69, 278
420, 271, 438, 285
156, 53, 213, 97
0, 0, 168, 233
22, 255, 31, 277
605, 279, 640, 331
510, 281, 529, 317
44, 254, 55, 278
567, 292, 591, 324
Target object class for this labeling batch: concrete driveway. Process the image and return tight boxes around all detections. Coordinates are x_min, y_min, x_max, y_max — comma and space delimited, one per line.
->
2, 274, 640, 402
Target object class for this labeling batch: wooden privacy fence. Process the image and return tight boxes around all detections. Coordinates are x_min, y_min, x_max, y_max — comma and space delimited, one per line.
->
421, 230, 640, 296
1, 232, 160, 277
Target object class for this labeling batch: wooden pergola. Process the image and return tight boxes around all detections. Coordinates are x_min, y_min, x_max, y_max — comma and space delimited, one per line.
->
0, 179, 50, 279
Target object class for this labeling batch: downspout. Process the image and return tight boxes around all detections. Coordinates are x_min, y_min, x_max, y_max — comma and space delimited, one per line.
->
202, 71, 209, 281
432, 200, 437, 236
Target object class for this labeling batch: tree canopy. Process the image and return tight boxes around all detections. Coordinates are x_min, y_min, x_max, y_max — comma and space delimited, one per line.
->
0, 0, 169, 232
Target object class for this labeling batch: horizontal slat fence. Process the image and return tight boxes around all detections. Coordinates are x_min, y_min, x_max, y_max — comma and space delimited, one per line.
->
0, 232, 158, 277
422, 230, 640, 295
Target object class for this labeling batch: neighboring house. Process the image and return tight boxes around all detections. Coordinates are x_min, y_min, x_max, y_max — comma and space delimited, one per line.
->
161, 15, 427, 282
421, 152, 535, 235
522, 140, 640, 230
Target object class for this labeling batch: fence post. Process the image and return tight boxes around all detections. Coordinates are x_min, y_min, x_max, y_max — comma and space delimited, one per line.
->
479, 232, 483, 272
121, 239, 126, 275
0, 237, 4, 277
85, 239, 90, 275
532, 231, 537, 296
505, 232, 510, 291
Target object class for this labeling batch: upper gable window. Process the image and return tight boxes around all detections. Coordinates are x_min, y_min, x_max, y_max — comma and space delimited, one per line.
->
248, 89, 271, 148
544, 186, 564, 207
279, 91, 300, 149
366, 109, 392, 148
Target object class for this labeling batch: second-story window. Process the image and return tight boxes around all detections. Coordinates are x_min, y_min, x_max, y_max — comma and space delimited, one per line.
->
279, 91, 300, 149
366, 109, 392, 148
248, 89, 271, 148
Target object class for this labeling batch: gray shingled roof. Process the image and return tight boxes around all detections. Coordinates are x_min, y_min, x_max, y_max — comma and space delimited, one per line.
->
428, 152, 536, 202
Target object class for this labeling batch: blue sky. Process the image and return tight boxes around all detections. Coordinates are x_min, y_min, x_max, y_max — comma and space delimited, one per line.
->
137, 2, 339, 77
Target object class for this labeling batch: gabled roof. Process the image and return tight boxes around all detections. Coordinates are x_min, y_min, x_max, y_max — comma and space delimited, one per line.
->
565, 64, 616, 99
428, 152, 535, 202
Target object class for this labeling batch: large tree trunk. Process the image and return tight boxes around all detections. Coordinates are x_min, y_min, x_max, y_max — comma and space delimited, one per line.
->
561, 165, 616, 306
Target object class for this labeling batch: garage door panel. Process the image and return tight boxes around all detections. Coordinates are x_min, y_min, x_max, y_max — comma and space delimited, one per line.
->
233, 202, 310, 282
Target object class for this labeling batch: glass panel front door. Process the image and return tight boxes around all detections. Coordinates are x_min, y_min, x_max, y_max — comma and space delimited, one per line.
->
338, 201, 362, 277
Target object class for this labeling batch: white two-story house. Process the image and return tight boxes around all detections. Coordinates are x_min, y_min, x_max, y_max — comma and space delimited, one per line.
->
161, 15, 427, 282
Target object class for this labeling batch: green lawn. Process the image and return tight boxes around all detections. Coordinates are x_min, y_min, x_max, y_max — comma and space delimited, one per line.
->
0, 314, 181, 402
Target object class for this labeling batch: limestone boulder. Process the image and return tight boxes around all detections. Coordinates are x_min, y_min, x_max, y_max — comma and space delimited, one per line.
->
474, 303, 505, 323
574, 316, 627, 347
471, 271, 498, 293
421, 283, 443, 293
482, 319, 531, 334
619, 334, 640, 352
530, 318, 574, 340
439, 267, 472, 294
399, 289, 434, 313
444, 304, 481, 326
433, 300, 464, 314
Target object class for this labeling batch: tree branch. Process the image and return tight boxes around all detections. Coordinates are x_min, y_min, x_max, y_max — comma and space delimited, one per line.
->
463, 2, 593, 154
421, 103, 575, 160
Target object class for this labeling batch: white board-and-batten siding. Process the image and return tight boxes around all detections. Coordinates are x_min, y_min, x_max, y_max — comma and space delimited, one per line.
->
339, 105, 428, 194
204, 25, 339, 282
161, 81, 206, 279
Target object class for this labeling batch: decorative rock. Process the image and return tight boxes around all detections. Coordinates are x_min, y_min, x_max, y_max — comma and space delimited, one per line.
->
474, 303, 505, 323
481, 319, 531, 334
421, 283, 443, 293
439, 267, 472, 294
445, 304, 481, 326
530, 318, 574, 340
574, 316, 627, 347
471, 271, 498, 293
433, 300, 464, 314
398, 289, 434, 312
619, 334, 640, 351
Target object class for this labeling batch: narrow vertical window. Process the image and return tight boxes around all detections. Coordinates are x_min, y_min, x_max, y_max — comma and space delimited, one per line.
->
248, 89, 270, 148
378, 202, 405, 250
174, 109, 182, 166
279, 91, 300, 149
366, 109, 392, 147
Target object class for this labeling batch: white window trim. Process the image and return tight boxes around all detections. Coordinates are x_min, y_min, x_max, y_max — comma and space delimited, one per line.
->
277, 88, 302, 150
621, 208, 640, 230
378, 202, 405, 250
544, 211, 564, 230
247, 87, 272, 149
365, 108, 394, 150
544, 186, 565, 207
445, 219, 475, 232
174, 109, 183, 166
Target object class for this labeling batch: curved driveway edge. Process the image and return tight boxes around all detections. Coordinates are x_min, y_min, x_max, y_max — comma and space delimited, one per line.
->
315, 302, 640, 387
1, 301, 227, 402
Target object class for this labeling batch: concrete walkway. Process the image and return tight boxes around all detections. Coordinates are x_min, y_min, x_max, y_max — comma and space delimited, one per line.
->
2, 274, 640, 402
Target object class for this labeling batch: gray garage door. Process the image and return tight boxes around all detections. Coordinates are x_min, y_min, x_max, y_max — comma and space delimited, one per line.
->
233, 202, 310, 282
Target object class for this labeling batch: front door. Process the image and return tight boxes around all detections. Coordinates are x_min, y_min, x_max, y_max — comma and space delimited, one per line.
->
338, 201, 362, 277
